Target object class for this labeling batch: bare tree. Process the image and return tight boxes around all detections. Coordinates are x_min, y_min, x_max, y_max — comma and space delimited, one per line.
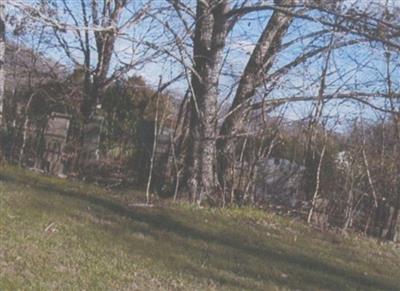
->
184, 0, 229, 203
0, 1, 5, 127
8, 0, 152, 120
217, 0, 294, 188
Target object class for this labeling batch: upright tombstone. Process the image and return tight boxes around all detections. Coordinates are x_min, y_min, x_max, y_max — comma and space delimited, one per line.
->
81, 114, 104, 166
394, 214, 400, 242
137, 119, 173, 156
41, 112, 70, 176
137, 119, 154, 153
255, 158, 305, 206
381, 206, 400, 242
136, 119, 173, 186
309, 197, 330, 229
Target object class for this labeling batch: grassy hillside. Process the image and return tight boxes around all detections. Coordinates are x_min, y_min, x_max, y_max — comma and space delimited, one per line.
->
1, 166, 399, 290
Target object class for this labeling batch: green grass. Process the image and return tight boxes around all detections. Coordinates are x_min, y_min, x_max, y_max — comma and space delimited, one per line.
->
1, 166, 400, 290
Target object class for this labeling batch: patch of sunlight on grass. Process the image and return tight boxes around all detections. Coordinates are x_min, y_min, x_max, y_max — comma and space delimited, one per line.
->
1, 165, 400, 290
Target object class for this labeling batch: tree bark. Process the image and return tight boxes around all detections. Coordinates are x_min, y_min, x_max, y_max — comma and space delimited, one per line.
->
185, 0, 228, 203
0, 2, 5, 127
90, 0, 124, 116
217, 0, 294, 190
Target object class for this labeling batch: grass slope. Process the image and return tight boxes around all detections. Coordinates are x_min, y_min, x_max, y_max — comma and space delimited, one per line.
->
1, 166, 400, 291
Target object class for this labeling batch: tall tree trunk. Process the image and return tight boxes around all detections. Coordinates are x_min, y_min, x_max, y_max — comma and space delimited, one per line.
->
185, 0, 228, 203
0, 2, 5, 128
217, 0, 294, 191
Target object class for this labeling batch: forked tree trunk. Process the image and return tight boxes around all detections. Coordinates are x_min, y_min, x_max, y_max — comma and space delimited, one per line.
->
217, 0, 294, 189
185, 0, 228, 203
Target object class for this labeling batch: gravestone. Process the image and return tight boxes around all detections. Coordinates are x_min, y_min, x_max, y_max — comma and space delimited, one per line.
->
41, 112, 70, 176
381, 207, 400, 242
81, 115, 104, 165
136, 119, 173, 187
137, 120, 154, 155
137, 119, 172, 156
310, 197, 330, 229
394, 214, 400, 242
255, 158, 305, 206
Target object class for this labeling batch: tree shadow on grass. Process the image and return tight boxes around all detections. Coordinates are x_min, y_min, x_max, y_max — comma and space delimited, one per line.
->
1, 172, 398, 291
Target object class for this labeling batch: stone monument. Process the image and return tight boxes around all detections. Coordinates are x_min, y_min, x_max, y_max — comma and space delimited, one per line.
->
40, 112, 70, 176
80, 114, 104, 166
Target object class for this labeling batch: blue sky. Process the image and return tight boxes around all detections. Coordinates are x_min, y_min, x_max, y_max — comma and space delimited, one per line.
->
7, 0, 400, 130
